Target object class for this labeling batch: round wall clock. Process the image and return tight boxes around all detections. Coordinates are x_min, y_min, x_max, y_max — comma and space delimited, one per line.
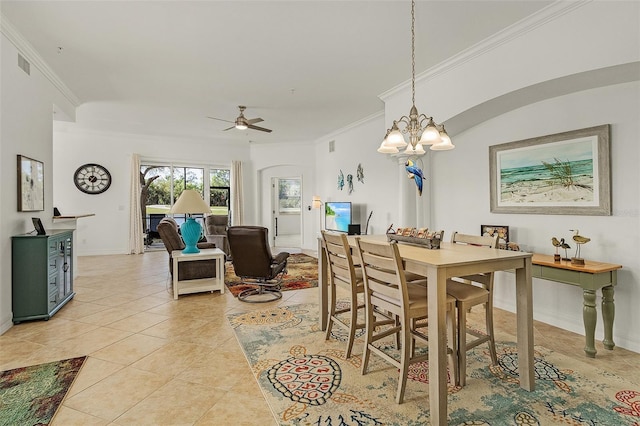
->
73, 163, 112, 194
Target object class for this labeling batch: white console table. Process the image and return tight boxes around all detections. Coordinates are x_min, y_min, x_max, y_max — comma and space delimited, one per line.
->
171, 248, 225, 299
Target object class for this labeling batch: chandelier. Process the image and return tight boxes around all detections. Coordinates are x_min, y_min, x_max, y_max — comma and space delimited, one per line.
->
378, 0, 454, 156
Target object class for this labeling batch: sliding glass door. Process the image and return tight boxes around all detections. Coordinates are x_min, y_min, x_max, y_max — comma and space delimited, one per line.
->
140, 163, 229, 244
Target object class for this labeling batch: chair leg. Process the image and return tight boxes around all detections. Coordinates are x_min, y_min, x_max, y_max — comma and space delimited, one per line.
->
396, 318, 411, 404
447, 303, 459, 386
345, 294, 358, 358
361, 297, 374, 376
325, 285, 336, 342
485, 301, 498, 365
457, 301, 468, 387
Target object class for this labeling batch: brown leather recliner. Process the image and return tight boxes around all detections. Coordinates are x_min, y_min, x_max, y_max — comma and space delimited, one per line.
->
227, 226, 289, 302
157, 217, 217, 281
204, 214, 230, 257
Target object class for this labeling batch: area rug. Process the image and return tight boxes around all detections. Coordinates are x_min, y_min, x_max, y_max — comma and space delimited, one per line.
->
225, 253, 318, 297
0, 356, 86, 426
228, 303, 640, 425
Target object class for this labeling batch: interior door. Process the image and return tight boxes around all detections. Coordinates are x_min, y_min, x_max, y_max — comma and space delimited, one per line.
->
271, 177, 302, 249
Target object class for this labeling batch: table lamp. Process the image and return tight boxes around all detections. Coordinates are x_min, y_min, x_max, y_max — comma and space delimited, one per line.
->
170, 189, 211, 253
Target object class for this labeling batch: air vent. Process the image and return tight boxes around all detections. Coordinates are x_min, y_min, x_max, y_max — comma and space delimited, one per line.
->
18, 53, 30, 75
329, 140, 335, 153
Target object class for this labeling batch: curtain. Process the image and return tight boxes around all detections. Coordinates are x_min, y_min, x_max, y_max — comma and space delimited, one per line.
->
231, 160, 244, 225
129, 153, 144, 254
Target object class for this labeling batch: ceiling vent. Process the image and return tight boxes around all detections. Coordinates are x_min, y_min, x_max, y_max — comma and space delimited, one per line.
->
18, 53, 30, 76
329, 140, 335, 153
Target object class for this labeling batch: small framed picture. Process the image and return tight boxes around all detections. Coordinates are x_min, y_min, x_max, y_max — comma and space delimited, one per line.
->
481, 225, 509, 245
17, 155, 44, 212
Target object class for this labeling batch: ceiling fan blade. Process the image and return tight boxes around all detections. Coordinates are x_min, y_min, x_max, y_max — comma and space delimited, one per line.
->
222, 125, 235, 131
246, 117, 264, 125
248, 124, 272, 133
208, 116, 234, 124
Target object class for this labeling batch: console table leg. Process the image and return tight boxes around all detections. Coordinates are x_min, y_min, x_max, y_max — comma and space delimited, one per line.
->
602, 285, 615, 350
583, 289, 597, 357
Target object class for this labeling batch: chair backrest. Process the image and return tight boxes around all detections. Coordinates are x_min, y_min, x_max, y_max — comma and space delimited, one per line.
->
157, 217, 185, 253
205, 215, 228, 236
227, 226, 274, 278
450, 231, 499, 248
355, 238, 409, 312
450, 231, 498, 288
322, 230, 359, 290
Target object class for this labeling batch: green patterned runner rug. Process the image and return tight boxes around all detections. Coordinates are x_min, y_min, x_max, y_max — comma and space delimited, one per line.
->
0, 356, 86, 426
228, 303, 639, 425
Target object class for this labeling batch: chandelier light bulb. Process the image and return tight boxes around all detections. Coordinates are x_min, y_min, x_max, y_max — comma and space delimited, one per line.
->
430, 130, 455, 150
419, 120, 442, 145
377, 141, 399, 154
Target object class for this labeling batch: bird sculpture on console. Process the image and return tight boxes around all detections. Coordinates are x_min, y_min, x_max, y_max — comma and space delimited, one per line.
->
551, 237, 562, 254
570, 229, 590, 259
405, 160, 425, 196
560, 238, 571, 260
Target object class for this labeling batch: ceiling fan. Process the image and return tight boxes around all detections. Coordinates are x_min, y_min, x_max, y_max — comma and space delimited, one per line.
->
208, 106, 272, 133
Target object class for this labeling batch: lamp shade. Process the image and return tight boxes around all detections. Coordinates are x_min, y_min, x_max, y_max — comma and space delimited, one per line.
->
312, 196, 322, 209
170, 190, 210, 254
170, 190, 211, 214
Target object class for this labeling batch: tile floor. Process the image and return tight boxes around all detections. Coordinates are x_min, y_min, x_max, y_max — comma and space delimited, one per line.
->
1, 250, 638, 425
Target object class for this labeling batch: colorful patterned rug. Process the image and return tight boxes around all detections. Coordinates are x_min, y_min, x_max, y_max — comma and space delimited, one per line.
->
228, 303, 640, 425
0, 356, 86, 426
225, 253, 318, 297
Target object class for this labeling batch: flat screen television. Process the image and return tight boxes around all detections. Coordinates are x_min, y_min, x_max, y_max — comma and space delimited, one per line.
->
325, 201, 352, 233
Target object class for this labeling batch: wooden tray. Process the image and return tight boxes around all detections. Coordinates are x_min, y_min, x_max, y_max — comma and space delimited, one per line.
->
387, 231, 443, 249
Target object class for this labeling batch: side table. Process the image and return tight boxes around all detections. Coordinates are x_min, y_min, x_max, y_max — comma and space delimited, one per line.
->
172, 248, 226, 299
531, 253, 622, 357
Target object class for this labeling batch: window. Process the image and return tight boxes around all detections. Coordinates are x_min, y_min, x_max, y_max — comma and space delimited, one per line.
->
140, 163, 230, 231
278, 178, 301, 214
210, 169, 230, 216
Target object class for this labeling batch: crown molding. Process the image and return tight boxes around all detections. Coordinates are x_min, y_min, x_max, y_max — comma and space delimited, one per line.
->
380, 0, 591, 100
1, 13, 80, 107
314, 109, 384, 144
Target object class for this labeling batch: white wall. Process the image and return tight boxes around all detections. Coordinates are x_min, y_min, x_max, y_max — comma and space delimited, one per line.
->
249, 143, 316, 250
376, 1, 640, 352
53, 122, 250, 255
0, 32, 76, 334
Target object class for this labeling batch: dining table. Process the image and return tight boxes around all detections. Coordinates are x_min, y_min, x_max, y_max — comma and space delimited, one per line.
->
317, 234, 535, 425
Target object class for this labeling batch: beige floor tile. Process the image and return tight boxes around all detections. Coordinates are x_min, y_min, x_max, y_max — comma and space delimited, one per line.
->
139, 316, 211, 339
52, 406, 110, 425
64, 366, 172, 422
68, 357, 125, 397
112, 378, 225, 425
107, 311, 169, 333
0, 336, 46, 369
55, 300, 112, 320
91, 333, 169, 365
176, 346, 253, 390
50, 327, 133, 355
131, 340, 214, 376
195, 389, 276, 426
73, 306, 140, 326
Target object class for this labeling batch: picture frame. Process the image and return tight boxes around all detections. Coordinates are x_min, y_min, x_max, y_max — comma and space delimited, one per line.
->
489, 124, 611, 215
17, 155, 45, 212
481, 225, 509, 245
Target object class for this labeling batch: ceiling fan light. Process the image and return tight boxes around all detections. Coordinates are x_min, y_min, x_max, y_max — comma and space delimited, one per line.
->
235, 124, 247, 130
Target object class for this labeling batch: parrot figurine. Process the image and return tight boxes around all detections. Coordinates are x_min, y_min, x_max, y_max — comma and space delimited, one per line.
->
405, 160, 425, 196
337, 170, 344, 191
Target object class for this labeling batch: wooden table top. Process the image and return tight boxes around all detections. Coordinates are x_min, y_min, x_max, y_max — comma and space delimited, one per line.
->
532, 253, 622, 274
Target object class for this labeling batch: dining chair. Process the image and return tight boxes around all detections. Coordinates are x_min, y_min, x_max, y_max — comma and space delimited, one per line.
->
356, 238, 457, 404
447, 231, 500, 386
321, 231, 365, 358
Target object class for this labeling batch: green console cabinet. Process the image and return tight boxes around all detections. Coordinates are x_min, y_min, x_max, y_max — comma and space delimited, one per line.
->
12, 229, 75, 323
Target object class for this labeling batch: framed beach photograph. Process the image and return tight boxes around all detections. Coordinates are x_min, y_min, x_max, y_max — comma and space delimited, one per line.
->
489, 125, 611, 215
17, 155, 45, 212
